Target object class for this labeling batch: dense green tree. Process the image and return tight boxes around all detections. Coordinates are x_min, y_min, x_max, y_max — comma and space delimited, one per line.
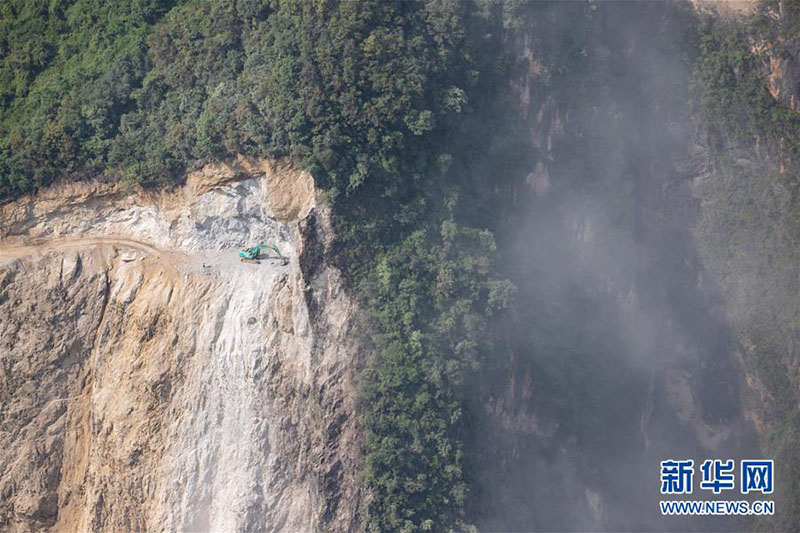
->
1, 2, 515, 530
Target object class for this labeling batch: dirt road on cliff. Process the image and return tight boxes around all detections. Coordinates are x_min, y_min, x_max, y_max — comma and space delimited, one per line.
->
0, 235, 287, 275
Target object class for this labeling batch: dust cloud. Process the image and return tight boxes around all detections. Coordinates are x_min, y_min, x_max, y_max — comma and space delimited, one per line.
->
466, 2, 760, 531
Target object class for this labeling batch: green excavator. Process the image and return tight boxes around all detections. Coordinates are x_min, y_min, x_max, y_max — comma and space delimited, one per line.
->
238, 243, 288, 265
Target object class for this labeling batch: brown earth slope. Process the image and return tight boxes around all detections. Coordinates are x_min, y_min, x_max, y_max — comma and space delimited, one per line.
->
0, 158, 362, 531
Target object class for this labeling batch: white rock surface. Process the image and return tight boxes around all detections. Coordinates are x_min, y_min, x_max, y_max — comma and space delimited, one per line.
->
0, 158, 362, 532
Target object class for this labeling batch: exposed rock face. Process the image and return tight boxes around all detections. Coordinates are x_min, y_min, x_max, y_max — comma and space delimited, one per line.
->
697, 0, 800, 115
0, 158, 362, 531
764, 0, 800, 114
767, 48, 800, 113
472, 5, 762, 531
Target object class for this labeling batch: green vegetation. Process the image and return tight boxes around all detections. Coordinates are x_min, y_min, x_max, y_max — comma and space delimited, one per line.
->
0, 0, 179, 194
692, 3, 800, 159
691, 4, 800, 530
361, 221, 514, 532
4, 0, 798, 530
0, 0, 466, 197
2, 1, 516, 529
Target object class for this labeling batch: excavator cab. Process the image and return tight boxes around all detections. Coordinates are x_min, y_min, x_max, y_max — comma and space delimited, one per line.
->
238, 245, 262, 260
238, 244, 288, 265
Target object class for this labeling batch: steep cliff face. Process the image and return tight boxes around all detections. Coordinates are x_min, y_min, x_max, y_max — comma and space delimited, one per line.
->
0, 159, 362, 531
691, 146, 800, 528
465, 2, 800, 530
690, 2, 800, 529
763, 0, 800, 113
469, 3, 770, 531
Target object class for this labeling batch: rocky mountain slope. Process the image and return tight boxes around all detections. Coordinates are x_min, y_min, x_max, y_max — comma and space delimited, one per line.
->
0, 2, 797, 531
468, 2, 798, 530
0, 158, 362, 531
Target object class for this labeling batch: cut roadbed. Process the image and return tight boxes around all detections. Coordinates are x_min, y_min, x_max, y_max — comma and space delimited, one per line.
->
0, 235, 289, 276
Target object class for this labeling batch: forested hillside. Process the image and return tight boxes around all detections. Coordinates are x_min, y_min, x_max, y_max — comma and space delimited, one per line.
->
691, 1, 800, 529
1, 0, 496, 199
2, 1, 516, 530
2, 0, 798, 531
